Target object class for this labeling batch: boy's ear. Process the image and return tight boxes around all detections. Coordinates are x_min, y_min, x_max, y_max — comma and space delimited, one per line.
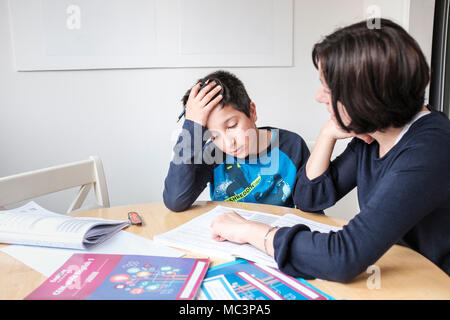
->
249, 102, 257, 123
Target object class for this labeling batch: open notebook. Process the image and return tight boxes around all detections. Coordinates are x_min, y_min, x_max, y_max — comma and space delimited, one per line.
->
154, 205, 342, 268
0, 201, 129, 250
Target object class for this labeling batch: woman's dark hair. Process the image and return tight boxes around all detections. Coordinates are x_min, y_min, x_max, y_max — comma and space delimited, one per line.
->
182, 70, 252, 118
312, 18, 430, 134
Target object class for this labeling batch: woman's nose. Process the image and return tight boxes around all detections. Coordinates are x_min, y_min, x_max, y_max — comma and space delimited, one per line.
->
315, 86, 329, 104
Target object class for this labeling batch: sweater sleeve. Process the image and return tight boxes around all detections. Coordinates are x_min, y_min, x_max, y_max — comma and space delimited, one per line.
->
163, 119, 214, 212
274, 141, 450, 282
292, 138, 358, 212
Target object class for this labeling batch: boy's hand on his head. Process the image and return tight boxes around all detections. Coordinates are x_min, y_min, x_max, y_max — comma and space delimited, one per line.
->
185, 81, 223, 127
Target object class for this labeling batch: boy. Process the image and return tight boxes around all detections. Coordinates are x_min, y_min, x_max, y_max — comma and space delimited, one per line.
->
163, 70, 310, 212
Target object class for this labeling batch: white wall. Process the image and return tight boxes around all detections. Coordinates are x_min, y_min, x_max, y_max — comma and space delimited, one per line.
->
0, 0, 435, 221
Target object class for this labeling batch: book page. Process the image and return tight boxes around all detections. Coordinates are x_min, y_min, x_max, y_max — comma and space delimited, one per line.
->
154, 205, 288, 262
154, 206, 278, 265
154, 206, 240, 260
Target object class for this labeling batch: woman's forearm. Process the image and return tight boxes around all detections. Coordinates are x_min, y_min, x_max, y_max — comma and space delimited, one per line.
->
305, 127, 337, 180
244, 222, 278, 257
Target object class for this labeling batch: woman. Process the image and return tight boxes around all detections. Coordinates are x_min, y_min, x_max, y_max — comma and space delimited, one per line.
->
210, 19, 450, 282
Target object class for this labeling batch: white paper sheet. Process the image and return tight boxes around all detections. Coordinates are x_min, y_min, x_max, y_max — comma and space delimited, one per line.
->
1, 230, 184, 277
276, 214, 342, 233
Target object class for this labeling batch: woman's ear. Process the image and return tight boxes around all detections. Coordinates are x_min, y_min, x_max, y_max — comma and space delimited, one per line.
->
249, 102, 257, 123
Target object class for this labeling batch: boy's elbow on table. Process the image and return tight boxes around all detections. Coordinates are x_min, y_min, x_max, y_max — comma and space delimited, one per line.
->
163, 191, 191, 212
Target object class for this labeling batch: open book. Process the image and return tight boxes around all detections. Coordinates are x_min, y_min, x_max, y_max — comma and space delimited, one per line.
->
154, 205, 342, 268
0, 201, 129, 250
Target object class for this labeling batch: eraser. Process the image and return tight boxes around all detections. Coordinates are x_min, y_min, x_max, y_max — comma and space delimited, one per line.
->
128, 211, 143, 226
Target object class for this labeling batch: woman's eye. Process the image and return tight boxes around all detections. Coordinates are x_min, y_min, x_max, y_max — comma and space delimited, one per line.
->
227, 123, 237, 129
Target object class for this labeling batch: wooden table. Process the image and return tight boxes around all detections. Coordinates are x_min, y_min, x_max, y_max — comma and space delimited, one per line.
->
1, 201, 449, 300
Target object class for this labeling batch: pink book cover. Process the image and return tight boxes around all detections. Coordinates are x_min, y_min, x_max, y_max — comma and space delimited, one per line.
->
25, 253, 209, 300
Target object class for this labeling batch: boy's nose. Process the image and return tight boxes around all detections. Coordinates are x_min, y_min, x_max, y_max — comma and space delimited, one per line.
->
225, 135, 237, 151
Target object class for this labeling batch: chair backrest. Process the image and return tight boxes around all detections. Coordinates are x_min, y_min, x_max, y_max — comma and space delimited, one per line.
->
0, 156, 110, 214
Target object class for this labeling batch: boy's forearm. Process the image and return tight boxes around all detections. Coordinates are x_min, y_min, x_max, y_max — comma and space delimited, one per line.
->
163, 163, 200, 211
163, 120, 211, 211
305, 128, 337, 180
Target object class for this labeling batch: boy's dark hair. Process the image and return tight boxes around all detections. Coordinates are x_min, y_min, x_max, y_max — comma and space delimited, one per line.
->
182, 70, 252, 118
312, 18, 430, 134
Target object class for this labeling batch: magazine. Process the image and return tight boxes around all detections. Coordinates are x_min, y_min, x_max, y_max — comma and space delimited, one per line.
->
25, 253, 209, 300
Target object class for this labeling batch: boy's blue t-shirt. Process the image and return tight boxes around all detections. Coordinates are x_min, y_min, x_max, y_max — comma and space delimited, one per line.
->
163, 120, 310, 211
211, 129, 298, 207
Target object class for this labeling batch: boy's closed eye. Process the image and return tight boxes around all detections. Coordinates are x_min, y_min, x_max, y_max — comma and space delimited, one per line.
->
224, 116, 239, 130
209, 120, 238, 141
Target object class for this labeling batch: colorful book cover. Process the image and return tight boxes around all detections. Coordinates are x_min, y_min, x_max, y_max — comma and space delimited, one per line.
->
25, 253, 209, 300
197, 259, 334, 300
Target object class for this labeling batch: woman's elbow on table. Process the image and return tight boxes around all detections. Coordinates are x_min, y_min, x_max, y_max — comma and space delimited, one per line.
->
328, 263, 366, 283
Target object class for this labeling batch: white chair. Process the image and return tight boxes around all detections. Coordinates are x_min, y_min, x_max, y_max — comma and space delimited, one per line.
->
0, 156, 110, 214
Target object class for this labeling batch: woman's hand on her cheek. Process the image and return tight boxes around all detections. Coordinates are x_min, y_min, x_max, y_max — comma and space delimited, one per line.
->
355, 133, 375, 144
210, 211, 250, 244
322, 118, 354, 140
185, 81, 223, 127
324, 118, 375, 144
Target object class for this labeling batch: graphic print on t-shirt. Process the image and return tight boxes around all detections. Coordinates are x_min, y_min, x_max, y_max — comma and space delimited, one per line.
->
210, 130, 297, 207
